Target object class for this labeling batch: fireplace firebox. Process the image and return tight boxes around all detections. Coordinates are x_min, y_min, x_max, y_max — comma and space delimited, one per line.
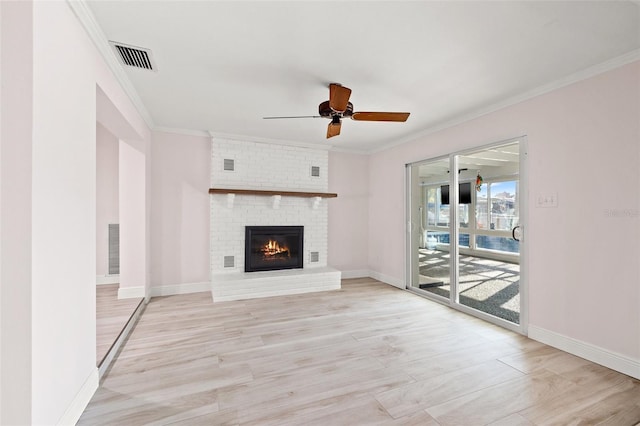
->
245, 226, 303, 272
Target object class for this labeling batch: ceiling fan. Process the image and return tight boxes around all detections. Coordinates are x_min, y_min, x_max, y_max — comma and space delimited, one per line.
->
263, 83, 410, 139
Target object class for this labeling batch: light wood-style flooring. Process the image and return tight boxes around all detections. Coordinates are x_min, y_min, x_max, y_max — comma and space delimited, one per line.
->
96, 284, 143, 365
81, 278, 640, 425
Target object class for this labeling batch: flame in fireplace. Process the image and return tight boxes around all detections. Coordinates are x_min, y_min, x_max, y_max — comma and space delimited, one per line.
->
261, 239, 290, 258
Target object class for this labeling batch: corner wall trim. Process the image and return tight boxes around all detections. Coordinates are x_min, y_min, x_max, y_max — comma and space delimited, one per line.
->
117, 286, 145, 299
528, 325, 640, 380
368, 270, 404, 289
56, 368, 98, 425
149, 281, 212, 298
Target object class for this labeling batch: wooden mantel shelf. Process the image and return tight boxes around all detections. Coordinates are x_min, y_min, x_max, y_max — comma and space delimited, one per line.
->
209, 188, 337, 198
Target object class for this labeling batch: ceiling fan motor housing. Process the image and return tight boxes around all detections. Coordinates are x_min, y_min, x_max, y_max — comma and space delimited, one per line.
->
319, 100, 354, 118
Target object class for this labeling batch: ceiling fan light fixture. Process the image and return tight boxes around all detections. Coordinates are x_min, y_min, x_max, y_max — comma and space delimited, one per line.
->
264, 83, 410, 139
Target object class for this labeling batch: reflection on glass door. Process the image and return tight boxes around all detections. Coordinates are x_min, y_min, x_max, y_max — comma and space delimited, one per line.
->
408, 140, 524, 329
408, 158, 451, 299
456, 142, 521, 324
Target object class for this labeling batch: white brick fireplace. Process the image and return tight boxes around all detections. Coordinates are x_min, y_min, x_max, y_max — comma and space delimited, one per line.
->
209, 138, 341, 301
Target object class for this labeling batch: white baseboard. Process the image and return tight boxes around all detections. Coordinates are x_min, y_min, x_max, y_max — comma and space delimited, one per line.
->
96, 275, 119, 285
340, 269, 370, 279
117, 286, 145, 299
368, 270, 405, 289
149, 281, 212, 297
528, 325, 640, 380
56, 368, 98, 425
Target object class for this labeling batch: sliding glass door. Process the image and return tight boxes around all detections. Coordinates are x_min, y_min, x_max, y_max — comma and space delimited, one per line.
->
407, 139, 526, 332
408, 158, 452, 300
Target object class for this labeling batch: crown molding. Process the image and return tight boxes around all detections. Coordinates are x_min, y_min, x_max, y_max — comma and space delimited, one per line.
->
326, 145, 373, 155
207, 131, 337, 152
151, 127, 367, 154
153, 126, 211, 138
66, 0, 155, 129
369, 49, 640, 155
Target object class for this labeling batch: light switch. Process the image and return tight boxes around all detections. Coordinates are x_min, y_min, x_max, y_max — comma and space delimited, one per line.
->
536, 192, 558, 208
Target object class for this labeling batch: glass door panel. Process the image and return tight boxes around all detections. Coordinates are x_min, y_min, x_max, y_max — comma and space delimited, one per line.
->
456, 142, 521, 324
407, 139, 525, 332
408, 158, 451, 300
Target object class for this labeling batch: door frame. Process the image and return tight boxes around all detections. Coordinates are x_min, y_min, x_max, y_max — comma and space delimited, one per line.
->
405, 136, 528, 335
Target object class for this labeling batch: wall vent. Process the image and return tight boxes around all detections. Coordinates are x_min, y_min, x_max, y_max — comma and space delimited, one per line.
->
223, 256, 235, 268
109, 41, 156, 71
310, 251, 319, 263
223, 159, 235, 171
108, 224, 120, 274
311, 166, 320, 177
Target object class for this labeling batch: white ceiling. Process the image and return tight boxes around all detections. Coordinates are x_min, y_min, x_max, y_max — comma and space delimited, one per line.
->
86, 1, 640, 153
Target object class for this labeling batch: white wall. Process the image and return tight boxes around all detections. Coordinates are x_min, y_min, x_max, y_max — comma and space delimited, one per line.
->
328, 151, 370, 275
150, 131, 211, 289
96, 123, 119, 277
368, 62, 640, 369
0, 1, 152, 423
211, 139, 328, 191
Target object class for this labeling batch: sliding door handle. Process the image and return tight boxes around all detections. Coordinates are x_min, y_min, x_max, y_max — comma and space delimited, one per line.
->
512, 225, 521, 242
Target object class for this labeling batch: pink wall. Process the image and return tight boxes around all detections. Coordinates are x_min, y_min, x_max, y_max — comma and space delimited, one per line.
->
17, 1, 152, 423
96, 123, 119, 277
368, 148, 411, 287
328, 151, 370, 274
118, 140, 147, 296
150, 131, 211, 288
96, 86, 150, 298
368, 62, 640, 361
31, 1, 99, 417
1, 2, 33, 423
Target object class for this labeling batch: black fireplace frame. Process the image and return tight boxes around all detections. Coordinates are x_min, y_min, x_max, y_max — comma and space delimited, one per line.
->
244, 226, 304, 272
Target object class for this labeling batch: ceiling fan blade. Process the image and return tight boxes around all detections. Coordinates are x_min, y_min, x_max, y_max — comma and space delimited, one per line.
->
263, 115, 321, 119
326, 122, 341, 138
351, 112, 410, 122
329, 83, 352, 112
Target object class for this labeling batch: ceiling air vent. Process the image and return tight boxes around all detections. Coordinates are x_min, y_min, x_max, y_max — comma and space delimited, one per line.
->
109, 41, 156, 71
